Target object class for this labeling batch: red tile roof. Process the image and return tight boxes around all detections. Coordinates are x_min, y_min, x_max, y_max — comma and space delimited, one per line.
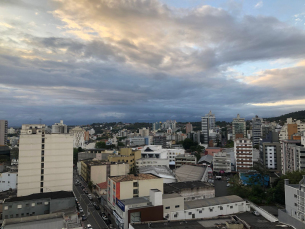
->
96, 182, 107, 189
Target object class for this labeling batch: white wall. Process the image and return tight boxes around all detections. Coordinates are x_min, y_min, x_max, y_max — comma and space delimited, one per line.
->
0, 172, 17, 191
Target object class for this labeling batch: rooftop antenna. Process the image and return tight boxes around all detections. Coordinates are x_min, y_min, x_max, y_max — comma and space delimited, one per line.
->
39, 118, 42, 124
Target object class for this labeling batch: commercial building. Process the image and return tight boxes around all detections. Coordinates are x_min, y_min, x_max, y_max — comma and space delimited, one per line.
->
18, 124, 73, 197
259, 132, 281, 171
153, 136, 166, 148
80, 160, 129, 184
213, 152, 231, 173
279, 176, 305, 228
69, 126, 85, 148
108, 148, 141, 169
7, 127, 16, 135
252, 115, 263, 146
175, 154, 197, 168
232, 114, 246, 141
51, 120, 67, 134
234, 138, 253, 172
0, 120, 8, 146
0, 172, 17, 192
3, 191, 75, 220
201, 111, 216, 144
186, 123, 193, 134
164, 195, 249, 221
164, 181, 215, 201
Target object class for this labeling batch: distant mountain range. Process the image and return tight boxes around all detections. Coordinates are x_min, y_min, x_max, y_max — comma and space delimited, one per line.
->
264, 110, 305, 122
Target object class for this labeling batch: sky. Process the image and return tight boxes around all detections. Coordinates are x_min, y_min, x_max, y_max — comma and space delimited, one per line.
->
1, 0, 305, 126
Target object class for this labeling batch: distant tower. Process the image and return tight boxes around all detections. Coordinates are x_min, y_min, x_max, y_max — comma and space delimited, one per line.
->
232, 114, 246, 141
201, 111, 216, 144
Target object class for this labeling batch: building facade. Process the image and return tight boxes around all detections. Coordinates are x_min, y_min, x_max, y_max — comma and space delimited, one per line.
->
201, 111, 215, 144
185, 123, 193, 134
234, 138, 253, 172
252, 115, 263, 146
213, 152, 231, 173
175, 154, 197, 168
18, 124, 73, 197
69, 126, 85, 148
0, 120, 8, 146
0, 172, 17, 192
51, 120, 67, 134
232, 114, 246, 141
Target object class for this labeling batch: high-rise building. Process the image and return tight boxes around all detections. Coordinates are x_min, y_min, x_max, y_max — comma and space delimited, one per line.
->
234, 138, 253, 172
69, 126, 85, 148
0, 120, 8, 146
251, 115, 263, 146
201, 111, 216, 144
139, 128, 149, 137
185, 122, 193, 134
51, 120, 67, 134
17, 124, 73, 197
232, 114, 246, 141
152, 122, 162, 131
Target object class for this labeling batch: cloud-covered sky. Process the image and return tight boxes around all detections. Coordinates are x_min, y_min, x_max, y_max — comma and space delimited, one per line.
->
1, 0, 305, 126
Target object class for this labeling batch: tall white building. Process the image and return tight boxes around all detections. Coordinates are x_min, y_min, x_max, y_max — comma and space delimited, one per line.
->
17, 124, 73, 197
234, 138, 253, 172
69, 126, 85, 148
51, 120, 67, 134
201, 111, 216, 144
0, 120, 8, 146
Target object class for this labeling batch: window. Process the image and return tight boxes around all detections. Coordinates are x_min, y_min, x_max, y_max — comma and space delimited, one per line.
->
45, 202, 49, 205
220, 206, 223, 210
32, 212, 35, 215
165, 206, 170, 209
175, 205, 180, 208
8, 174, 10, 176
294, 194, 297, 198
31, 203, 35, 207
188, 212, 192, 215
209, 208, 213, 212
10, 215, 13, 218
133, 189, 138, 194
295, 203, 298, 206
21, 213, 24, 217
17, 205, 22, 209
4, 206, 8, 210
16, 214, 19, 217
230, 206, 233, 209
199, 210, 202, 213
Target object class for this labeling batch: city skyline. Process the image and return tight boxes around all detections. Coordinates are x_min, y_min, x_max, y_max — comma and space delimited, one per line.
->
1, 0, 305, 125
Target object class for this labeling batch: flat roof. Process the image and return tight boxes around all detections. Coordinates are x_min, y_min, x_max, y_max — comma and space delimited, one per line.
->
5, 191, 74, 203
110, 173, 160, 182
163, 193, 182, 199
120, 197, 149, 205
164, 181, 214, 194
184, 195, 244, 210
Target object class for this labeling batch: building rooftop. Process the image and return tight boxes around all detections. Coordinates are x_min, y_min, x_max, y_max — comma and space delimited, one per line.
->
139, 165, 175, 180
198, 155, 213, 164
83, 160, 110, 166
175, 165, 206, 182
162, 193, 182, 199
5, 191, 74, 203
110, 173, 160, 182
120, 196, 150, 206
184, 195, 243, 210
96, 182, 107, 189
164, 181, 214, 194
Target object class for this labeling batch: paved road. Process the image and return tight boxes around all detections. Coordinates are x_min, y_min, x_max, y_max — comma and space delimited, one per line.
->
73, 172, 108, 229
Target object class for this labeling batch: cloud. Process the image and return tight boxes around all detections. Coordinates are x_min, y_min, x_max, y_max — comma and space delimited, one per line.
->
255, 1, 263, 9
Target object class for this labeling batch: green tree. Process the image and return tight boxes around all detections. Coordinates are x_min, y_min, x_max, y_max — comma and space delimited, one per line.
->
88, 180, 94, 191
95, 141, 106, 148
11, 147, 19, 159
78, 147, 84, 152
118, 142, 125, 147
182, 138, 198, 150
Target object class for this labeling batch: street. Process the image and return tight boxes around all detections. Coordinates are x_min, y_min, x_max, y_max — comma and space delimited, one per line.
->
73, 170, 109, 229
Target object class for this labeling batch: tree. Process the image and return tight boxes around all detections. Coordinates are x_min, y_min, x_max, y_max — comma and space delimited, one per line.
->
253, 144, 259, 150
118, 142, 125, 147
129, 161, 139, 175
78, 147, 84, 152
95, 141, 106, 148
11, 147, 19, 159
88, 180, 94, 191
182, 138, 198, 150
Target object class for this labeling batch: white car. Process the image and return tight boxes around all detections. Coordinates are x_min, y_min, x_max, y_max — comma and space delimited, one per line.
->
87, 224, 93, 229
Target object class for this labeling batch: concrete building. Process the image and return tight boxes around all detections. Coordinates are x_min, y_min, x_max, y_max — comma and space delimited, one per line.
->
234, 138, 253, 172
279, 118, 305, 141
108, 148, 141, 170
213, 152, 231, 173
138, 128, 149, 137
18, 124, 73, 197
80, 160, 129, 184
69, 126, 85, 148
7, 127, 16, 135
0, 120, 8, 146
259, 132, 281, 171
152, 122, 162, 132
252, 115, 263, 146
201, 111, 216, 144
153, 136, 166, 148
232, 114, 246, 141
164, 181, 215, 201
3, 191, 75, 220
281, 139, 305, 175
51, 120, 67, 134
107, 174, 163, 209
186, 123, 193, 134
164, 195, 249, 221
0, 172, 17, 192
279, 176, 305, 228
175, 154, 197, 168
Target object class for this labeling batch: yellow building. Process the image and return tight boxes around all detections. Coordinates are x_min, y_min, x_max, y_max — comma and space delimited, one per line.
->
108, 148, 141, 169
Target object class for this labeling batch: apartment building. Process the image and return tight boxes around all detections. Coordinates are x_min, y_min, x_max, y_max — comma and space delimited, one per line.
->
108, 148, 141, 169
17, 124, 73, 197
175, 154, 197, 168
234, 138, 253, 172
51, 120, 67, 134
80, 160, 129, 184
201, 111, 216, 144
69, 126, 85, 148
279, 118, 305, 141
0, 120, 8, 146
153, 136, 166, 148
185, 122, 193, 134
232, 114, 246, 141
252, 115, 263, 146
107, 174, 163, 209
213, 151, 231, 173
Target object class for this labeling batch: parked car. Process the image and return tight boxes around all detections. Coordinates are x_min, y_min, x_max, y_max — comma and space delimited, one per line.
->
86, 224, 93, 229
82, 214, 87, 221
79, 207, 83, 213
84, 190, 88, 194
93, 202, 100, 210
101, 212, 108, 221
252, 211, 260, 216
88, 194, 92, 200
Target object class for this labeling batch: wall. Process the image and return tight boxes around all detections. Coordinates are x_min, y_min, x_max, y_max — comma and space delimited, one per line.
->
78, 152, 96, 161
163, 196, 184, 214
287, 124, 298, 140
285, 184, 298, 220
91, 165, 107, 184
138, 179, 163, 197
180, 186, 215, 201
128, 205, 163, 226
49, 197, 75, 212
247, 200, 278, 222
278, 209, 304, 229
0, 173, 17, 192
110, 164, 129, 177
120, 181, 133, 200
168, 201, 249, 221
